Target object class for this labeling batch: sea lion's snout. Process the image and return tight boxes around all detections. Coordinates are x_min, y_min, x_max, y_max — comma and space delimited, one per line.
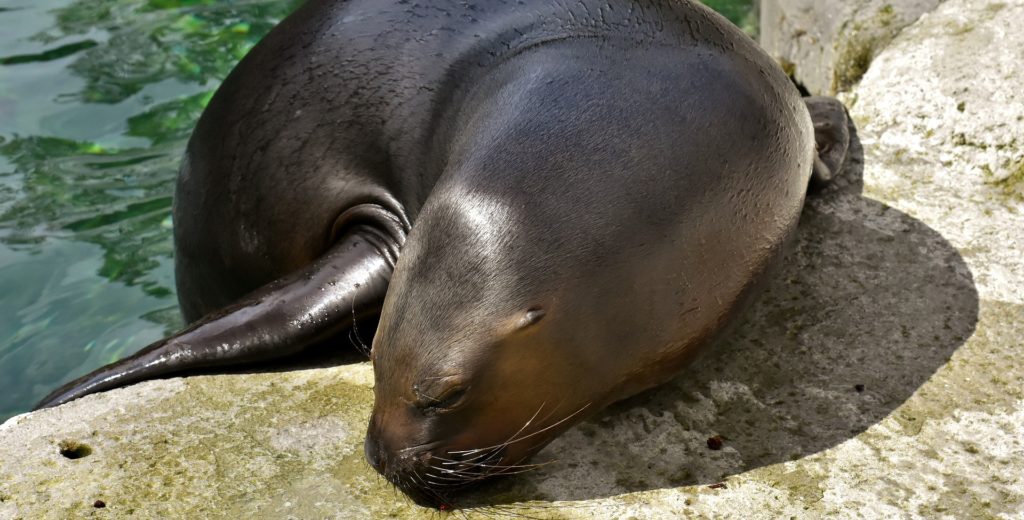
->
365, 421, 433, 504
365, 380, 592, 508
365, 429, 522, 508
364, 417, 479, 508
363, 435, 384, 474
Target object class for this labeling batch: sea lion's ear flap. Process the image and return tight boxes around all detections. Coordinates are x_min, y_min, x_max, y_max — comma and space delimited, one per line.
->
515, 308, 546, 331
805, 96, 851, 190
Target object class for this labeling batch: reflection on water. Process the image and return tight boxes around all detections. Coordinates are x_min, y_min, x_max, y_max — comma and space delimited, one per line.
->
0, 240, 171, 417
0, 0, 756, 420
0, 0, 304, 420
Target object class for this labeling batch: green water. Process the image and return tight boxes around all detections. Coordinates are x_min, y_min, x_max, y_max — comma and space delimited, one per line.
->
0, 0, 757, 421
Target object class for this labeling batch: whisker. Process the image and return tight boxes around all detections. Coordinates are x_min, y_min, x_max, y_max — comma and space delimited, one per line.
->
457, 399, 569, 463
426, 402, 588, 495
433, 457, 554, 471
424, 471, 469, 483
449, 402, 549, 457
445, 466, 548, 478
498, 402, 591, 449
422, 477, 463, 488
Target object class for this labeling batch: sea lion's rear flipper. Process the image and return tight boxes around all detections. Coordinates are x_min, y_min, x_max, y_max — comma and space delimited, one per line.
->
34, 229, 395, 410
805, 96, 851, 190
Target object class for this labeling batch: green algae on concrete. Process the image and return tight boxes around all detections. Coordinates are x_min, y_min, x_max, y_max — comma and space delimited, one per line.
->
0, 365, 415, 519
986, 159, 1024, 202
830, 5, 899, 93
760, 0, 945, 95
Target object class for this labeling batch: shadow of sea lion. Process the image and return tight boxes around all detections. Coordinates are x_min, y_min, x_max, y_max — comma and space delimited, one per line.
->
457, 122, 980, 504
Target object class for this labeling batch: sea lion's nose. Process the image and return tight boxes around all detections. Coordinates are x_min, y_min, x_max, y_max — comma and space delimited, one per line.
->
364, 435, 385, 473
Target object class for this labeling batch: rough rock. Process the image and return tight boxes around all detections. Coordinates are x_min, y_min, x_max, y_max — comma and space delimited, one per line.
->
2, 0, 1023, 518
842, 0, 1024, 304
760, 0, 944, 94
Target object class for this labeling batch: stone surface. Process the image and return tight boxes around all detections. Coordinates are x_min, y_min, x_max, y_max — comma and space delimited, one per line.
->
2, 0, 1023, 518
760, 0, 944, 95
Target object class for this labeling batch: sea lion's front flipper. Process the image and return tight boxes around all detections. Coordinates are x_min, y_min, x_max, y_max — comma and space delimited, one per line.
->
35, 228, 395, 410
805, 96, 851, 190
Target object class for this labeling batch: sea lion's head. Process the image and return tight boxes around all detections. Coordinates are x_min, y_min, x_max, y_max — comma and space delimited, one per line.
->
363, 187, 609, 507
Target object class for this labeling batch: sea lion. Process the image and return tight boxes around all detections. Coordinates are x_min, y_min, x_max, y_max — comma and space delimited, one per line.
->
36, 0, 851, 508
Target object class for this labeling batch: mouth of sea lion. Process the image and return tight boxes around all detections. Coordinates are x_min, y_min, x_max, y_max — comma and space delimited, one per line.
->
366, 433, 517, 508
365, 400, 593, 508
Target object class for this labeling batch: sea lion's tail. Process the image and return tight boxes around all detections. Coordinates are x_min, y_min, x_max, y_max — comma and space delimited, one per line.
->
34, 231, 392, 410
805, 96, 851, 190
